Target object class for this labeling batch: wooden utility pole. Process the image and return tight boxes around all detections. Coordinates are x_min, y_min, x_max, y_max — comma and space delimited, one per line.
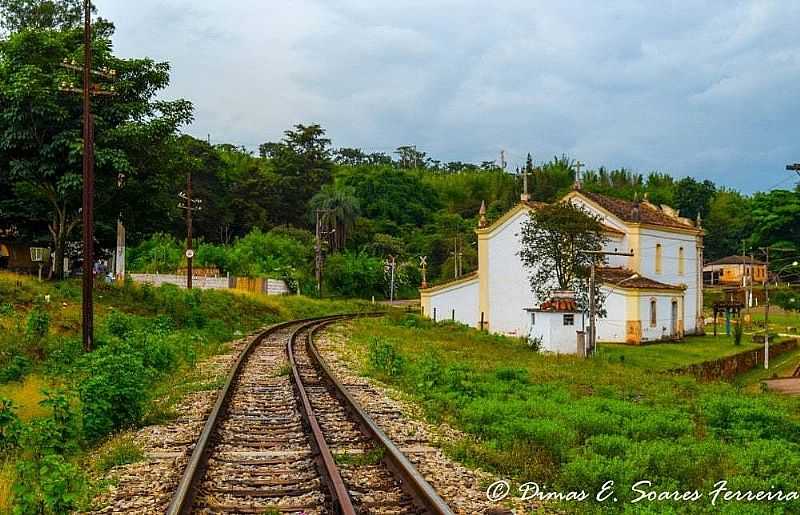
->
582, 249, 635, 355
387, 255, 397, 303
81, 0, 93, 351
58, 1, 117, 351
761, 246, 771, 369
185, 171, 193, 289
314, 209, 333, 297
178, 172, 201, 289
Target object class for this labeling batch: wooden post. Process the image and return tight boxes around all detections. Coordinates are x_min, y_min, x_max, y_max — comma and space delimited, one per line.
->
480, 311, 485, 331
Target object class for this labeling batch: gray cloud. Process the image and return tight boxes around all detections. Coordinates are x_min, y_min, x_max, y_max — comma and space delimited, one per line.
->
97, 0, 800, 192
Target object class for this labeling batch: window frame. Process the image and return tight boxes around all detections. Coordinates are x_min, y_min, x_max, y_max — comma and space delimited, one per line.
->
655, 243, 663, 274
650, 299, 657, 327
563, 314, 575, 326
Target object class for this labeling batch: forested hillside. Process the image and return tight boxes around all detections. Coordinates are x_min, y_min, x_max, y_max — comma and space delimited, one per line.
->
1, 0, 799, 298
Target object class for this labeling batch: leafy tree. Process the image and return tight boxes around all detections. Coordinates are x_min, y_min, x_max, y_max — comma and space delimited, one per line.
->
0, 9, 192, 277
703, 190, 753, 260
309, 183, 360, 252
394, 145, 426, 169
259, 123, 333, 225
673, 177, 716, 221
338, 165, 440, 229
519, 202, 607, 310
749, 189, 800, 252
334, 147, 367, 166
0, 0, 83, 34
529, 155, 575, 202
324, 250, 384, 298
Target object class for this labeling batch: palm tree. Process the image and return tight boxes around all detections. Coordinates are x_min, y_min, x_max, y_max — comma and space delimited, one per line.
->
309, 184, 360, 252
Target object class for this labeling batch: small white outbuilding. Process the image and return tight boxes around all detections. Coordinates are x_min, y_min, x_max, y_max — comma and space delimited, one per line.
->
525, 291, 586, 354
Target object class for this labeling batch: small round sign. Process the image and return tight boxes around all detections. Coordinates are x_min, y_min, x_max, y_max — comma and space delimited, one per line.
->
185, 249, 195, 259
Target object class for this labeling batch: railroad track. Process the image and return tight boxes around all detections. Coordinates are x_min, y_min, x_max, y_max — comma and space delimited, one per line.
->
167, 315, 454, 515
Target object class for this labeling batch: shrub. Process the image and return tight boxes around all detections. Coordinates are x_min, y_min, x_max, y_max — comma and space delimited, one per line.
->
79, 346, 148, 440
0, 355, 32, 382
104, 309, 137, 339
12, 454, 86, 514
733, 321, 743, 346
21, 390, 81, 457
701, 394, 800, 443
324, 251, 384, 298
367, 338, 405, 378
25, 306, 50, 342
0, 397, 21, 451
585, 434, 631, 459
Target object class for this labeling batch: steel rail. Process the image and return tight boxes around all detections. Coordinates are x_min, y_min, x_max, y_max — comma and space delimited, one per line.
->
307, 320, 456, 515
287, 318, 358, 515
166, 314, 355, 515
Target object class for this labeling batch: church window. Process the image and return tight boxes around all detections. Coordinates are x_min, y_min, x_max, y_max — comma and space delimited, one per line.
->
678, 247, 685, 275
650, 299, 657, 327
563, 314, 574, 326
530, 312, 536, 325
655, 244, 663, 274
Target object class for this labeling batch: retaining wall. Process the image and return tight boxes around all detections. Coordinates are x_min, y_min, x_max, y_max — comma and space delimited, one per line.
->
671, 339, 798, 381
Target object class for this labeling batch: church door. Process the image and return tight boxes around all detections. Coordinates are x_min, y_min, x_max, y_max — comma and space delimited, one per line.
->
671, 301, 678, 338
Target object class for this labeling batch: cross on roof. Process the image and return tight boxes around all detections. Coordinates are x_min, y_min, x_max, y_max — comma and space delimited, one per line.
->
574, 161, 585, 189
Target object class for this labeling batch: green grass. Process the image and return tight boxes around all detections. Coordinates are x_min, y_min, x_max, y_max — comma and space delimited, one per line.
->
597, 335, 762, 371
339, 313, 800, 513
734, 348, 800, 389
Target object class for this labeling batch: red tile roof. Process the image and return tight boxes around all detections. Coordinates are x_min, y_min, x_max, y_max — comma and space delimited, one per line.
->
578, 191, 697, 230
597, 267, 684, 291
538, 298, 578, 312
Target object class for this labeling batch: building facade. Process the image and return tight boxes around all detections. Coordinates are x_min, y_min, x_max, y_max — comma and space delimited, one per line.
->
420, 189, 705, 347
703, 256, 766, 286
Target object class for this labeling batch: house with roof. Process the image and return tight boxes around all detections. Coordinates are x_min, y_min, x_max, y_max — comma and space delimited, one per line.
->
703, 255, 766, 286
420, 187, 705, 350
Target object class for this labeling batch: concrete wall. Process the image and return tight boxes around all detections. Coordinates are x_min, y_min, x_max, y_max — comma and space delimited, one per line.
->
130, 274, 289, 295
130, 274, 229, 290
425, 278, 479, 326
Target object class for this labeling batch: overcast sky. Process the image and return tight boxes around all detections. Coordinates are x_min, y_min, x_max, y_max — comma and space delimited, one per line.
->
96, 1, 800, 192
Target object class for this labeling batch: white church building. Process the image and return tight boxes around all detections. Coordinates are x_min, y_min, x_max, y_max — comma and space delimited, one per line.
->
420, 188, 704, 350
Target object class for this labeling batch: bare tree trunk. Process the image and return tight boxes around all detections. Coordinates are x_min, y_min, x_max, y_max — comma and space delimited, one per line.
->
47, 201, 79, 280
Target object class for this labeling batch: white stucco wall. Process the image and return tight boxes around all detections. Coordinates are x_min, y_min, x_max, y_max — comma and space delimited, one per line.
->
486, 213, 537, 336
636, 229, 699, 333
638, 292, 683, 342
425, 278, 479, 327
595, 289, 627, 342
529, 311, 586, 354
